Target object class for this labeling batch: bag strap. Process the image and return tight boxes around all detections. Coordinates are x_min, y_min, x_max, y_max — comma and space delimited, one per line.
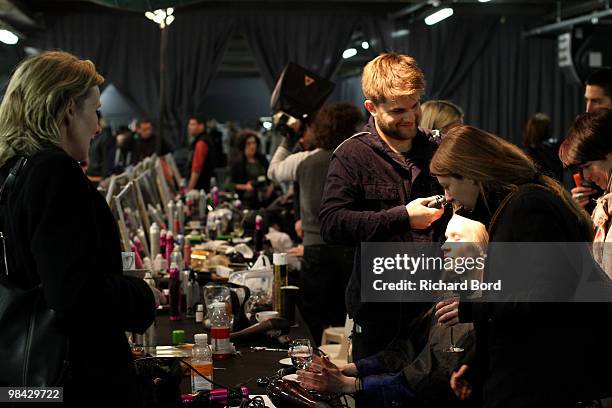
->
0, 156, 27, 204
0, 156, 28, 277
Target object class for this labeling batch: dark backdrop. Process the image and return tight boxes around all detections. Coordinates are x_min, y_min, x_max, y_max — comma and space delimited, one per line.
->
20, 11, 584, 147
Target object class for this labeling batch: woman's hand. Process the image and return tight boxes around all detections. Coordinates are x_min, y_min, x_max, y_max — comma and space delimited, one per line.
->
450, 365, 472, 400
287, 245, 304, 257
571, 186, 597, 208
297, 354, 356, 394
435, 299, 460, 326
340, 362, 358, 377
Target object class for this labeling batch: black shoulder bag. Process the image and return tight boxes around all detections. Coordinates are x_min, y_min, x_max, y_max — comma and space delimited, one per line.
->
0, 156, 69, 386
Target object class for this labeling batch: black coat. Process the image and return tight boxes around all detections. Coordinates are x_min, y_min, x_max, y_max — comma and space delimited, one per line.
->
0, 149, 155, 405
459, 185, 612, 408
319, 117, 449, 350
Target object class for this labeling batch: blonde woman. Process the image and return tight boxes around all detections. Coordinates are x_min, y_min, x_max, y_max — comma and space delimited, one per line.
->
420, 100, 464, 134
0, 51, 155, 404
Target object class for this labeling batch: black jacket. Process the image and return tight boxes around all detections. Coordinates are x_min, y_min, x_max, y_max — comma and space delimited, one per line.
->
0, 149, 155, 405
319, 117, 449, 347
132, 133, 173, 163
459, 185, 612, 407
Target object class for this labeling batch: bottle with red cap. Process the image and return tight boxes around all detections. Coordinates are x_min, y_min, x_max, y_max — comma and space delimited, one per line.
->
210, 302, 232, 360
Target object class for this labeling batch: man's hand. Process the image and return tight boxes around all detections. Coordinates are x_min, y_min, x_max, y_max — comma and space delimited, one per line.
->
435, 299, 459, 327
450, 365, 472, 400
570, 186, 596, 208
297, 354, 356, 394
406, 196, 445, 229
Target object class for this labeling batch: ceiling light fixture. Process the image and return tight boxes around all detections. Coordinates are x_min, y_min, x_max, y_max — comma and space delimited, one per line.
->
424, 7, 454, 26
144, 8, 176, 29
342, 48, 357, 59
0, 29, 18, 45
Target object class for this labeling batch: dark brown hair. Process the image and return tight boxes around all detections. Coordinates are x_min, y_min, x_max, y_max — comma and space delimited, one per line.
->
431, 125, 592, 239
586, 68, 612, 99
312, 103, 363, 150
237, 129, 261, 152
522, 112, 551, 147
559, 108, 612, 167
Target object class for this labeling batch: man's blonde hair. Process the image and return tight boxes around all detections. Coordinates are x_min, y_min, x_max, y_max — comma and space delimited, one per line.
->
0, 50, 104, 166
361, 53, 426, 104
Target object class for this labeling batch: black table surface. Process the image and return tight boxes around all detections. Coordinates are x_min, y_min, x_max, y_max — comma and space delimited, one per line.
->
153, 309, 313, 394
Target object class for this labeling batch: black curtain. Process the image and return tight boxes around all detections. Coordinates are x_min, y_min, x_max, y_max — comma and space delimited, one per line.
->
28, 12, 161, 120
361, 15, 395, 55
402, 17, 497, 101
161, 11, 237, 145
406, 16, 582, 143
340, 15, 582, 145
243, 13, 361, 90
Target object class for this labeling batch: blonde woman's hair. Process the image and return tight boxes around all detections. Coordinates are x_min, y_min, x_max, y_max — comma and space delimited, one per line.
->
430, 125, 593, 240
0, 50, 104, 166
420, 100, 464, 133
361, 53, 426, 104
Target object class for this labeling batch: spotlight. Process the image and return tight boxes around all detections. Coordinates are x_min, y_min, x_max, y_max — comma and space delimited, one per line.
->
342, 48, 357, 59
424, 8, 454, 26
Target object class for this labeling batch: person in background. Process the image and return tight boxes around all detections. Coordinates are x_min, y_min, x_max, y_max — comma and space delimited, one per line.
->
521, 112, 563, 181
227, 121, 243, 164
132, 117, 173, 163
298, 213, 486, 408
269, 103, 363, 344
559, 108, 612, 278
229, 129, 273, 209
585, 67, 612, 113
186, 114, 216, 192
319, 53, 447, 362
0, 51, 155, 405
571, 68, 612, 208
103, 126, 133, 177
420, 100, 464, 135
207, 118, 227, 169
86, 110, 112, 178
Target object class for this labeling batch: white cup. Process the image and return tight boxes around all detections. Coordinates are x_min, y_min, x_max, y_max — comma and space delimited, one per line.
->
121, 252, 136, 271
255, 311, 279, 322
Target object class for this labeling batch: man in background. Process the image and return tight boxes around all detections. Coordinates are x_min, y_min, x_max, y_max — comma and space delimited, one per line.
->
186, 114, 217, 191
132, 118, 173, 163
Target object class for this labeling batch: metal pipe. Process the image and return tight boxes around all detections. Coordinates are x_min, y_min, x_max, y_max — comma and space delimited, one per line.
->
388, 0, 430, 20
523, 7, 612, 37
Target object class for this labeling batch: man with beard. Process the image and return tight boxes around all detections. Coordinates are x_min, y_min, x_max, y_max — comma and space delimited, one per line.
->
320, 53, 448, 362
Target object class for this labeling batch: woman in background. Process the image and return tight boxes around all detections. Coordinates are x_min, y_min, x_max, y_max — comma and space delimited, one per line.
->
420, 100, 464, 134
229, 129, 273, 208
559, 108, 612, 277
522, 112, 563, 181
